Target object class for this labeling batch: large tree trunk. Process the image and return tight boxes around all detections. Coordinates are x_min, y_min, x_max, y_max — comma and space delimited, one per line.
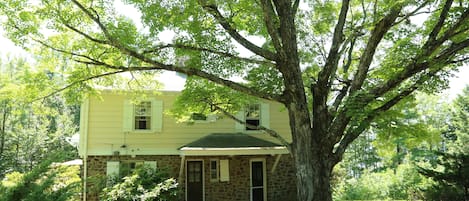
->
292, 129, 335, 201
311, 154, 334, 201
287, 103, 336, 201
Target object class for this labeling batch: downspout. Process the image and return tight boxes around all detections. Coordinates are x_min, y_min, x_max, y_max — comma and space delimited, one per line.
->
79, 99, 90, 201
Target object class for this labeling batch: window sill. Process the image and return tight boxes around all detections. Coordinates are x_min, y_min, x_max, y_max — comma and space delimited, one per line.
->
126, 130, 159, 134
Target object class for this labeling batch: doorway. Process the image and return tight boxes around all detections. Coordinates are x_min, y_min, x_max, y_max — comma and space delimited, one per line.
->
251, 160, 266, 201
186, 160, 203, 201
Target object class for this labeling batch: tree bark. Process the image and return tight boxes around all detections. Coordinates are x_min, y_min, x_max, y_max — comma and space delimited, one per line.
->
312, 152, 334, 201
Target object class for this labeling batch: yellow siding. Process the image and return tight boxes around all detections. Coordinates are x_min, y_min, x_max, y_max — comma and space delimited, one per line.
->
85, 91, 292, 155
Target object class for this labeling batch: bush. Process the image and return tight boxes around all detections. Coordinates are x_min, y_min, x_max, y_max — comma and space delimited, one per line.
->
334, 164, 430, 200
101, 166, 179, 201
0, 160, 81, 201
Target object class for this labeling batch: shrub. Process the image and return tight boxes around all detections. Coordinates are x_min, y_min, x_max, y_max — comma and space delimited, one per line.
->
334, 164, 429, 200
101, 166, 179, 201
0, 160, 81, 201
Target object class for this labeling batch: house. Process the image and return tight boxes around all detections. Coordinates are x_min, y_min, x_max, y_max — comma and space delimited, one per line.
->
78, 90, 297, 201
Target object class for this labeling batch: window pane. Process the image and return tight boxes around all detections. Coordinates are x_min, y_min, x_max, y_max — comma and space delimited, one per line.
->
252, 162, 263, 187
191, 113, 207, 121
134, 101, 152, 130
245, 104, 261, 130
210, 160, 218, 180
252, 188, 264, 201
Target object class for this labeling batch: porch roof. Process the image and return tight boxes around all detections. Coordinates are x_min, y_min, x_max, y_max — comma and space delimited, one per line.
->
179, 133, 288, 156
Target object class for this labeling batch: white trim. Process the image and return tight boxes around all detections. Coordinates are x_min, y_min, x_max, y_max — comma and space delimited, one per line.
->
86, 146, 289, 156
250, 158, 267, 201
185, 159, 205, 201
180, 147, 288, 156
180, 147, 286, 151
79, 98, 89, 201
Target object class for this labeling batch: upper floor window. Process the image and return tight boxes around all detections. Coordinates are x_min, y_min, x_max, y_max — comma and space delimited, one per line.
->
245, 104, 261, 130
191, 113, 207, 121
235, 103, 270, 132
134, 101, 152, 130
123, 99, 163, 133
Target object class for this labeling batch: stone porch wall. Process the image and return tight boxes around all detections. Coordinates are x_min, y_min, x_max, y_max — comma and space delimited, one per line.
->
85, 154, 296, 201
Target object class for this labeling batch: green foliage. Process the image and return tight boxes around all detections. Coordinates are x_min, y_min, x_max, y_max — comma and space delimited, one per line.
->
0, 56, 79, 177
170, 77, 254, 122
334, 164, 430, 200
0, 160, 81, 201
101, 166, 179, 201
416, 86, 469, 200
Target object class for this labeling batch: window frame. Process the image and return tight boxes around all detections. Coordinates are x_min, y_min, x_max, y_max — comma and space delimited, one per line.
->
119, 160, 144, 178
245, 103, 261, 131
134, 101, 152, 131
209, 159, 219, 182
123, 99, 163, 133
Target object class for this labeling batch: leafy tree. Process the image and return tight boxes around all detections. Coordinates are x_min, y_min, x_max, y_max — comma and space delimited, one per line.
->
1, 0, 469, 200
0, 57, 78, 177
418, 86, 469, 200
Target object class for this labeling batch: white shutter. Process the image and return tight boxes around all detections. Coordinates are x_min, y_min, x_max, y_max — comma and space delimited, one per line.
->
261, 103, 270, 129
235, 109, 245, 132
123, 100, 133, 132
220, 159, 230, 182
106, 161, 120, 177
151, 100, 163, 133
144, 161, 157, 170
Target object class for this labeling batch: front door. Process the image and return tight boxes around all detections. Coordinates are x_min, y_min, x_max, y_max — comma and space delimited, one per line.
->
187, 161, 203, 201
251, 160, 265, 201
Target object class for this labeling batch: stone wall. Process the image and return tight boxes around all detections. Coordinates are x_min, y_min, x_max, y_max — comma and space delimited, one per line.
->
85, 154, 296, 201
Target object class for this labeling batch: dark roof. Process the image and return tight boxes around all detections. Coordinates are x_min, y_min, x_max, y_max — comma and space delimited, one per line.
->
180, 133, 282, 149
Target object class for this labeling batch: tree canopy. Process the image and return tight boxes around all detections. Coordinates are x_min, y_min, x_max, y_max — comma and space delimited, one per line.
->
1, 0, 468, 200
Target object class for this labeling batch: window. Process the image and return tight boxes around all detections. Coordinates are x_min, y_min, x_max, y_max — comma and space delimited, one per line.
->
123, 100, 163, 133
191, 113, 207, 121
245, 104, 261, 130
107, 161, 157, 178
210, 160, 218, 182
235, 103, 270, 132
134, 101, 152, 130
120, 161, 144, 177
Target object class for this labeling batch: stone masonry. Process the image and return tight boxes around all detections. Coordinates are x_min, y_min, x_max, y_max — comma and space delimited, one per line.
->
85, 154, 296, 201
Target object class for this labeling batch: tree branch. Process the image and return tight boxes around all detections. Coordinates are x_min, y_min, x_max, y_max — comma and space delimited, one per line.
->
260, 0, 283, 52
332, 70, 437, 163
349, 5, 402, 93
318, 0, 350, 90
143, 43, 274, 65
393, 1, 430, 25
211, 104, 292, 152
68, 0, 285, 103
327, 6, 403, 145
427, 0, 454, 43
198, 0, 278, 61
32, 70, 126, 102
